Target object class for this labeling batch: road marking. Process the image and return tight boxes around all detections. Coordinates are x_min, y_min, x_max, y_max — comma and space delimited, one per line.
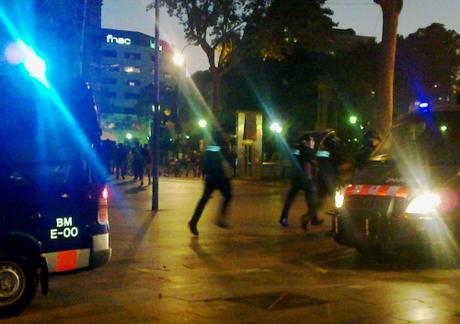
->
302, 261, 329, 274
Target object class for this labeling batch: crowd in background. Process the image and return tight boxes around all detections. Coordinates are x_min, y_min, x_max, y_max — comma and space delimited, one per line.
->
101, 140, 203, 186
99, 127, 380, 187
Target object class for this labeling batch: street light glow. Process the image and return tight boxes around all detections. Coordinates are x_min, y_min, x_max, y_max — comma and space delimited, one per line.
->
349, 116, 358, 125
126, 133, 133, 140
198, 119, 207, 128
269, 122, 283, 134
440, 125, 447, 133
172, 51, 185, 66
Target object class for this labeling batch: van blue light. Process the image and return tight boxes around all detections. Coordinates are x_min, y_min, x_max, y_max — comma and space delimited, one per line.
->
17, 41, 49, 87
418, 102, 430, 111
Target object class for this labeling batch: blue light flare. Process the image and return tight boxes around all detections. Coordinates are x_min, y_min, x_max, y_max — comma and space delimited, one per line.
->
418, 102, 430, 111
16, 40, 49, 87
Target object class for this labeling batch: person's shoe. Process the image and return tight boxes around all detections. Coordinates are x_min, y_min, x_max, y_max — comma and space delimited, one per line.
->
311, 219, 324, 226
215, 218, 230, 229
188, 221, 199, 236
301, 219, 310, 231
279, 217, 288, 227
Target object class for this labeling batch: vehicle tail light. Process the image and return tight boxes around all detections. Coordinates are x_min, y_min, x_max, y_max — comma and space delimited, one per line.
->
102, 186, 109, 200
98, 185, 109, 225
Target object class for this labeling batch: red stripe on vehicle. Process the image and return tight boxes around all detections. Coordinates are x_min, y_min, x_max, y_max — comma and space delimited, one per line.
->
56, 250, 78, 272
357, 185, 372, 196
375, 185, 390, 196
395, 187, 409, 198
345, 185, 355, 196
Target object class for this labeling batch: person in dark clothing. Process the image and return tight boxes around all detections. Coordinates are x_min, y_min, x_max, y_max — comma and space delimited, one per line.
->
142, 144, 154, 185
355, 130, 381, 169
132, 143, 146, 185
280, 134, 322, 230
316, 130, 343, 206
115, 143, 128, 180
188, 132, 232, 236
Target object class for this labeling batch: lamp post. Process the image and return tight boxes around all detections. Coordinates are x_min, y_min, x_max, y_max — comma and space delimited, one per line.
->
173, 43, 192, 75
146, 0, 160, 211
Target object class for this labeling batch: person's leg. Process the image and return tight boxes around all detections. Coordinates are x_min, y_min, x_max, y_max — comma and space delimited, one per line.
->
116, 164, 120, 179
217, 179, 232, 227
133, 163, 138, 180
189, 179, 215, 235
147, 164, 152, 184
301, 183, 321, 229
139, 165, 144, 186
122, 162, 127, 179
280, 184, 299, 227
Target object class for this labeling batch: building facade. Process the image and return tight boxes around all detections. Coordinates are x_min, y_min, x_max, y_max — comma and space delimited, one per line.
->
91, 28, 180, 143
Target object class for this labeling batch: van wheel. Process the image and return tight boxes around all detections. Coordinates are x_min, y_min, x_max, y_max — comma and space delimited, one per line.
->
0, 256, 37, 316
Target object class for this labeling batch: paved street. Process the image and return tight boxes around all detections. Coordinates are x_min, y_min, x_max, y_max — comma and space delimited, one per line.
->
6, 178, 460, 323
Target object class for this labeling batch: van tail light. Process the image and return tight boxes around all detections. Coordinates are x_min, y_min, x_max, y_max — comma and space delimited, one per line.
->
98, 185, 109, 225
102, 186, 109, 200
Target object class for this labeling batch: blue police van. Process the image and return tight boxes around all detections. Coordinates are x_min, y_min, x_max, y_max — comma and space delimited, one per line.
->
0, 71, 111, 315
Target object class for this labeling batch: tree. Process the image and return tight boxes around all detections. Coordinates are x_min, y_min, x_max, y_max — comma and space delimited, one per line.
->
374, 0, 403, 135
395, 23, 460, 114
254, 0, 335, 60
162, 0, 334, 118
330, 41, 380, 129
162, 1, 257, 115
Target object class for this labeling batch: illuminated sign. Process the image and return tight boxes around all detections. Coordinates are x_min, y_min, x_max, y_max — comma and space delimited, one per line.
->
106, 34, 131, 45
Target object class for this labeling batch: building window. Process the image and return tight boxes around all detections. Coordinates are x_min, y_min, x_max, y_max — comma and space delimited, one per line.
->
105, 64, 120, 72
123, 108, 137, 115
124, 52, 141, 60
126, 80, 141, 87
124, 93, 140, 99
102, 78, 117, 85
101, 50, 117, 57
102, 90, 117, 98
124, 66, 141, 73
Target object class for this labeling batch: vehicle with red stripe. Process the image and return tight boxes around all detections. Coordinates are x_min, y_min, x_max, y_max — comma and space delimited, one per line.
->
0, 73, 111, 316
332, 104, 460, 255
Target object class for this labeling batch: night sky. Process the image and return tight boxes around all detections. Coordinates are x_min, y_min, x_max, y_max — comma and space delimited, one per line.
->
102, 0, 460, 73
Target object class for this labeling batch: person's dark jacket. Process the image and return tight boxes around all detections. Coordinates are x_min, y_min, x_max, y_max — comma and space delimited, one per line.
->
290, 145, 316, 186
201, 146, 229, 180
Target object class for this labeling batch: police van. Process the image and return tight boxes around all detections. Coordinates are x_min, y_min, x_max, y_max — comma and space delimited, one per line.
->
332, 104, 460, 256
0, 71, 111, 315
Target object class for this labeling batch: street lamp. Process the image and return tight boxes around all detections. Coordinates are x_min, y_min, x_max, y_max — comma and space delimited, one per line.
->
440, 125, 447, 133
172, 52, 185, 67
198, 119, 207, 128
269, 122, 283, 134
349, 116, 358, 125
172, 43, 193, 80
